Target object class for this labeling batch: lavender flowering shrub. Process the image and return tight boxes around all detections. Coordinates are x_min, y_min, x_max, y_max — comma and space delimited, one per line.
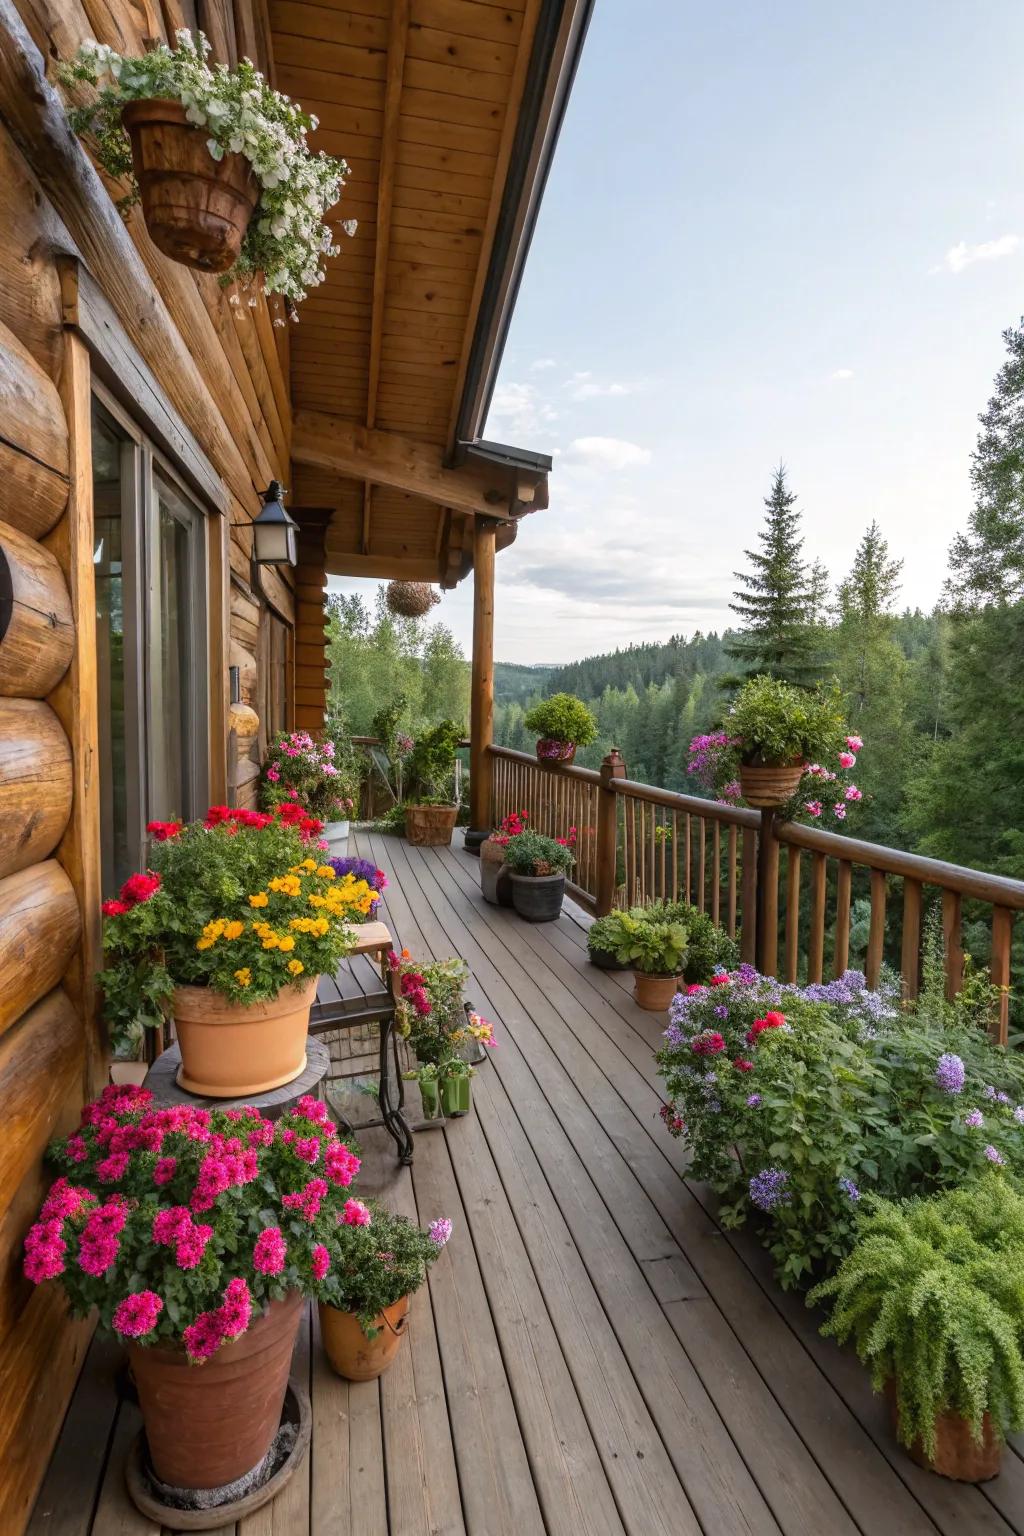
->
656, 966, 1024, 1288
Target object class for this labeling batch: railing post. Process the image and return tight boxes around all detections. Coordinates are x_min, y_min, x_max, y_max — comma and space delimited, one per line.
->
595, 749, 626, 915
755, 809, 780, 977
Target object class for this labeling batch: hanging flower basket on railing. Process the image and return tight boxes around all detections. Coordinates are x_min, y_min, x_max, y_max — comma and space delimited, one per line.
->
385, 580, 440, 618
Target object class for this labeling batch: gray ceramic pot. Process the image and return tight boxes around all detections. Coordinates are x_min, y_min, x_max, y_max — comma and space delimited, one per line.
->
510, 872, 565, 923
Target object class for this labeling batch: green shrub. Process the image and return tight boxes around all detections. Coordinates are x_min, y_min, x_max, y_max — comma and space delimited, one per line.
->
587, 902, 737, 983
809, 1179, 1024, 1458
504, 830, 575, 877
405, 720, 461, 804
523, 693, 598, 746
729, 675, 847, 766
609, 913, 688, 976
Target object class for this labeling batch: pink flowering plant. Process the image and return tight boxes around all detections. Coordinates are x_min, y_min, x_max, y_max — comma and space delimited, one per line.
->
656, 965, 1024, 1288
23, 1084, 364, 1361
261, 730, 354, 822
317, 1198, 452, 1336
687, 675, 865, 824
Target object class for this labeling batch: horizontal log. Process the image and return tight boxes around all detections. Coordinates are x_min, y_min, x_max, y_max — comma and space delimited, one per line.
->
0, 520, 74, 697
0, 987, 82, 1222
0, 699, 72, 877
0, 318, 68, 539
0, 862, 81, 1039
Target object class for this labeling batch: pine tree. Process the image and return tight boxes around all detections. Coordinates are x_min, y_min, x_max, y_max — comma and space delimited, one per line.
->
948, 319, 1024, 605
836, 521, 904, 709
727, 465, 818, 682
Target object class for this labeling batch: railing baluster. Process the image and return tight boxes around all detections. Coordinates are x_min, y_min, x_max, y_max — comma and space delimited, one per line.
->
758, 813, 780, 977
942, 888, 963, 1001
712, 822, 721, 926
901, 877, 922, 1001
727, 824, 738, 939
834, 859, 852, 977
697, 819, 706, 913
991, 905, 1013, 1046
685, 815, 692, 904
866, 870, 886, 989
784, 846, 801, 983
741, 827, 757, 964
671, 811, 679, 901
808, 852, 827, 984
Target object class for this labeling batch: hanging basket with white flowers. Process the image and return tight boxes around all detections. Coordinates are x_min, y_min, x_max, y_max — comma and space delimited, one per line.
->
59, 31, 355, 303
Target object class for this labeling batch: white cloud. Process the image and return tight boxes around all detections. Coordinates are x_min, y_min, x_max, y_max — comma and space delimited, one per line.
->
529, 357, 557, 371
567, 435, 651, 470
486, 381, 558, 442
563, 369, 645, 401
830, 368, 854, 381
933, 235, 1019, 274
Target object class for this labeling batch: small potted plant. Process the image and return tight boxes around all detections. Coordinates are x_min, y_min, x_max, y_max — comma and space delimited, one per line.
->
586, 912, 631, 970
404, 1061, 441, 1121
610, 912, 688, 1011
438, 1057, 475, 1117
809, 1178, 1024, 1482
23, 1086, 361, 1493
59, 33, 350, 295
689, 677, 858, 812
523, 693, 598, 765
316, 1200, 451, 1381
403, 720, 462, 847
261, 729, 354, 854
504, 831, 575, 922
480, 808, 528, 906
100, 806, 376, 1096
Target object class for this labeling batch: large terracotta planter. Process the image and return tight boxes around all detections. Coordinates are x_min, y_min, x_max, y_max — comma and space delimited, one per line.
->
739, 761, 804, 808
480, 836, 513, 906
128, 1291, 303, 1489
885, 1380, 1001, 1482
510, 872, 565, 922
537, 738, 576, 766
319, 1296, 410, 1381
633, 972, 680, 1011
404, 803, 457, 847
122, 99, 259, 274
172, 976, 318, 1097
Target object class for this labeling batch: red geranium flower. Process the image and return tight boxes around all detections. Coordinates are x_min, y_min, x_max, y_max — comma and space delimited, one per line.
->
102, 899, 129, 918
146, 820, 182, 841
733, 1058, 754, 1072
120, 872, 161, 907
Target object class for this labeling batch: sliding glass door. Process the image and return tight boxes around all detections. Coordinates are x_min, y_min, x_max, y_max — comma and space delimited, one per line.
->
92, 392, 209, 893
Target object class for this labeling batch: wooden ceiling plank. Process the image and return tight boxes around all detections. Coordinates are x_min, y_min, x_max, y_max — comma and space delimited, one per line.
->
367, 0, 410, 432
410, 0, 523, 47
403, 54, 513, 106
400, 85, 505, 131
272, 32, 387, 82
267, 0, 388, 49
405, 22, 517, 77
398, 110, 501, 157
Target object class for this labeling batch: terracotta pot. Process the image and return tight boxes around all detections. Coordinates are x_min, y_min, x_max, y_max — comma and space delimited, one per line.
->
319, 1296, 410, 1381
404, 803, 457, 847
128, 1291, 303, 1489
884, 1380, 1001, 1482
510, 871, 566, 922
738, 761, 804, 808
633, 972, 680, 1011
480, 837, 514, 906
537, 739, 576, 766
122, 99, 259, 274
172, 976, 318, 1097
439, 1073, 471, 1117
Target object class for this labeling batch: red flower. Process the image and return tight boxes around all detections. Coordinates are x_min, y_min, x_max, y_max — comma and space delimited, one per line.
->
733, 1058, 754, 1073
102, 899, 129, 918
686, 984, 707, 996
709, 973, 729, 988
763, 1011, 786, 1028
120, 871, 161, 906
692, 1030, 726, 1056
147, 820, 182, 841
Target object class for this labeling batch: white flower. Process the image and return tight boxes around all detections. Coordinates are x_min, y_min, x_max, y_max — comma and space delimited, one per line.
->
206, 138, 224, 161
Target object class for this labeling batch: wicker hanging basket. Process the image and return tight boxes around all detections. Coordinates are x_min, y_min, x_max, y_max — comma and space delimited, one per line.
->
386, 581, 441, 618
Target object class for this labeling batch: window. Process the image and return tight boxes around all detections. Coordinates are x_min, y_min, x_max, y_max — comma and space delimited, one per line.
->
92, 393, 209, 892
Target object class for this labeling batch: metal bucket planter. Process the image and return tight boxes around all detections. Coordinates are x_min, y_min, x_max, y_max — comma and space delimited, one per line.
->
439, 1073, 471, 1117
884, 1381, 1001, 1482
738, 762, 804, 808
632, 972, 680, 1012
172, 977, 318, 1097
480, 837, 513, 906
404, 803, 457, 847
536, 738, 576, 766
319, 1296, 409, 1381
510, 872, 565, 923
122, 99, 259, 274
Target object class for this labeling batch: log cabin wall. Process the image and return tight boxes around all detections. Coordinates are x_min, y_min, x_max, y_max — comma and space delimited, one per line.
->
0, 0, 295, 1525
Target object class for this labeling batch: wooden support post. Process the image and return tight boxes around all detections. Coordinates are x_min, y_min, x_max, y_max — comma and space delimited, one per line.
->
595, 749, 626, 915
467, 518, 496, 842
755, 810, 780, 978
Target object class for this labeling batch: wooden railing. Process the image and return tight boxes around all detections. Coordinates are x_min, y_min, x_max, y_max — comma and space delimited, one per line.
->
486, 745, 1024, 1043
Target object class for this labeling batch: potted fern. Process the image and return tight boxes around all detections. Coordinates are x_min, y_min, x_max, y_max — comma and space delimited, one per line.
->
504, 831, 575, 922
610, 912, 687, 1011
809, 1178, 1024, 1482
523, 693, 597, 765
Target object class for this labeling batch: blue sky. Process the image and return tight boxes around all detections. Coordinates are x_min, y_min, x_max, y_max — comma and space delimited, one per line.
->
332, 0, 1024, 665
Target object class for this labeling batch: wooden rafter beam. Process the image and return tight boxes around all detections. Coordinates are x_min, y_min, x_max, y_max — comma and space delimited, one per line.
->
292, 410, 546, 520
323, 551, 439, 582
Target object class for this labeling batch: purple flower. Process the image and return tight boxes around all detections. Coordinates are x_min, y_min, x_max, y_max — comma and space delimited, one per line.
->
965, 1109, 984, 1129
1013, 1106, 1024, 1125
746, 1093, 762, 1108
838, 1177, 860, 1202
428, 1217, 453, 1247
714, 1005, 729, 1019
329, 856, 386, 894
984, 1145, 1005, 1165
935, 1053, 966, 1094
749, 1167, 790, 1212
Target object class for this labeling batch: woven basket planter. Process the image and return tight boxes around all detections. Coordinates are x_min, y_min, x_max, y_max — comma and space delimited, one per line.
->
386, 581, 440, 618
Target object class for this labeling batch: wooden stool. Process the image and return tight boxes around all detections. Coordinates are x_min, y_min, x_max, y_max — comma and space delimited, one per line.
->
144, 1038, 330, 1120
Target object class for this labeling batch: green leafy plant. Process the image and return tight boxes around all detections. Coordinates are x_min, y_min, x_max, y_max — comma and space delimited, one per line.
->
317, 1199, 451, 1336
809, 1179, 1024, 1459
59, 32, 351, 304
609, 913, 687, 975
405, 720, 462, 805
729, 675, 847, 766
523, 693, 598, 746
587, 912, 629, 957
589, 903, 737, 981
503, 830, 575, 877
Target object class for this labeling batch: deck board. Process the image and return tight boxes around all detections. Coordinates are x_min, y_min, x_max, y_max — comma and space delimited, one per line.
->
32, 832, 1024, 1536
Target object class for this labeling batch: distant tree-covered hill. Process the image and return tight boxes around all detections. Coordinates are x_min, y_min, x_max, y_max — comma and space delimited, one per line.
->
494, 661, 553, 705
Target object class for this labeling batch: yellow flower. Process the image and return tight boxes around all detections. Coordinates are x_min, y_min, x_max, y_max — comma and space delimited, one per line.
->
234, 967, 251, 987
301, 858, 317, 872
269, 875, 301, 897
315, 917, 330, 936
278, 935, 296, 952
249, 892, 269, 908
316, 866, 336, 879
196, 937, 214, 951
262, 935, 280, 950
223, 920, 245, 941
287, 959, 304, 976
308, 894, 325, 909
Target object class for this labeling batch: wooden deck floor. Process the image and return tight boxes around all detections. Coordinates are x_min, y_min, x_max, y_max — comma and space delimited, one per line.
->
30, 831, 1024, 1536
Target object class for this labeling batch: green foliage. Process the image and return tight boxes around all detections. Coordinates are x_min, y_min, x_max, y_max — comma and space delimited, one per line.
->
809, 1179, 1024, 1456
729, 674, 847, 765
523, 692, 598, 746
318, 1200, 446, 1336
608, 913, 688, 976
503, 830, 575, 876
405, 720, 461, 805
727, 465, 823, 684
326, 591, 468, 739
393, 954, 468, 1066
